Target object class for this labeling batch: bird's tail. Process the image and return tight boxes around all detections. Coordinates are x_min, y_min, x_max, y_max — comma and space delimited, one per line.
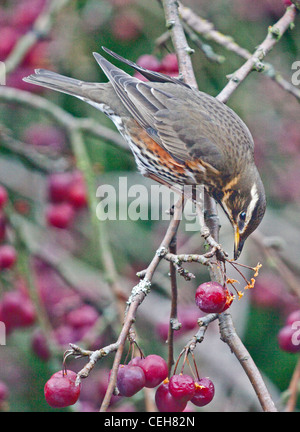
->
23, 69, 93, 98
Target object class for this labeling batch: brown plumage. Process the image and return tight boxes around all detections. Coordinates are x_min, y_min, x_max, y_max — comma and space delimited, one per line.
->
23, 47, 266, 259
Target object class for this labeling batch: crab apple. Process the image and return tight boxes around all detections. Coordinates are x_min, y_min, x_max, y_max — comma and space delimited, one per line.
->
111, 11, 143, 41
6, 66, 44, 93
23, 124, 65, 151
160, 53, 179, 73
195, 281, 228, 313
12, 0, 47, 29
47, 172, 73, 203
0, 289, 36, 330
0, 245, 17, 270
31, 329, 51, 361
136, 54, 161, 71
155, 381, 187, 412
0, 186, 8, 209
0, 213, 6, 242
116, 365, 146, 397
285, 310, 300, 326
139, 354, 168, 388
128, 356, 144, 367
46, 202, 75, 229
191, 377, 215, 407
169, 374, 195, 403
0, 381, 8, 406
65, 304, 99, 329
44, 370, 81, 408
68, 181, 88, 209
0, 27, 20, 60
278, 325, 300, 353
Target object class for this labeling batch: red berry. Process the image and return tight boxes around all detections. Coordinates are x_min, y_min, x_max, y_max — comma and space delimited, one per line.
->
0, 27, 20, 60
139, 354, 168, 388
0, 186, 8, 209
0, 381, 8, 404
24, 124, 65, 151
285, 310, 300, 326
0, 212, 6, 242
65, 304, 99, 330
47, 172, 73, 203
12, 0, 47, 29
169, 374, 195, 402
0, 290, 35, 330
116, 365, 145, 397
191, 377, 215, 407
195, 282, 228, 313
31, 329, 51, 361
44, 370, 81, 408
278, 325, 300, 353
284, 0, 292, 6
136, 54, 161, 71
155, 381, 187, 412
0, 245, 17, 270
128, 356, 144, 367
68, 182, 88, 209
160, 53, 179, 73
46, 203, 75, 229
23, 41, 51, 68
111, 11, 143, 41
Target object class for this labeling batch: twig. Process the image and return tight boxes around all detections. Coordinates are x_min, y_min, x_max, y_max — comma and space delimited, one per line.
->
179, 2, 300, 101
162, 0, 197, 87
167, 232, 179, 376
216, 5, 298, 103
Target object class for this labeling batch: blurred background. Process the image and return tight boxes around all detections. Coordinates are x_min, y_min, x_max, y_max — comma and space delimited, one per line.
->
0, 0, 299, 412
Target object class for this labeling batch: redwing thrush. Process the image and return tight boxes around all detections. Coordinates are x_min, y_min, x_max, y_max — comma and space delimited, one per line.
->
24, 47, 266, 260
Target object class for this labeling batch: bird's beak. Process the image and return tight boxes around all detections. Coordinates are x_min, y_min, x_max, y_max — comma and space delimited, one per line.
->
234, 227, 245, 260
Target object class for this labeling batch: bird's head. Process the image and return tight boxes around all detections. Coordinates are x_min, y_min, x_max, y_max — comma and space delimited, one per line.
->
219, 177, 266, 260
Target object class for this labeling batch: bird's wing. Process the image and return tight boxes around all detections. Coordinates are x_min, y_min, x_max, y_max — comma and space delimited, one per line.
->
95, 48, 253, 171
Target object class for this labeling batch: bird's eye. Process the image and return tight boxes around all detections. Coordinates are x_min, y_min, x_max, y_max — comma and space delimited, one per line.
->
239, 211, 246, 221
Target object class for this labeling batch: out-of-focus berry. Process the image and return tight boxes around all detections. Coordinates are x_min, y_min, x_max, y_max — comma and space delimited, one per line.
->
44, 370, 81, 408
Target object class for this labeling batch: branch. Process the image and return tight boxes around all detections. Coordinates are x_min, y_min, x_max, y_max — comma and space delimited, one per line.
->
216, 5, 298, 103
179, 2, 300, 101
0, 86, 128, 151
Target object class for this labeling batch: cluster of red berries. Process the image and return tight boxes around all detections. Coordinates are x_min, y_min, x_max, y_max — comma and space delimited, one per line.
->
277, 310, 300, 354
0, 0, 52, 92
44, 354, 215, 412
45, 171, 88, 229
134, 53, 179, 80
156, 375, 214, 412
116, 354, 168, 398
0, 185, 17, 272
0, 258, 102, 357
195, 281, 233, 314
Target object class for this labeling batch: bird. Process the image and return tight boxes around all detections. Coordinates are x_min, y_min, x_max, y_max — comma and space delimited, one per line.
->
23, 47, 266, 260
